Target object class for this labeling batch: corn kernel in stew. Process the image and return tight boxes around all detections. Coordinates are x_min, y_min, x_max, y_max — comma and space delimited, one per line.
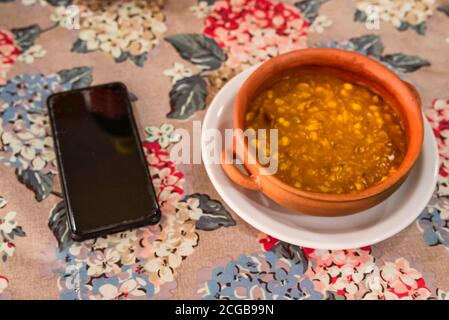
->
245, 74, 406, 194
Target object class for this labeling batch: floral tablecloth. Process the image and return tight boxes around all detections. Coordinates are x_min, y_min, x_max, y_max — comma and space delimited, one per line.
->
1, 0, 449, 300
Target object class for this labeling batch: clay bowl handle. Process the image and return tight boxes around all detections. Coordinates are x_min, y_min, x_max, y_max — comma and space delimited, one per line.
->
220, 148, 260, 190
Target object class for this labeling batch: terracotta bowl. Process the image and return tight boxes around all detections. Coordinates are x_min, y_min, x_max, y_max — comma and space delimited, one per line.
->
220, 48, 424, 216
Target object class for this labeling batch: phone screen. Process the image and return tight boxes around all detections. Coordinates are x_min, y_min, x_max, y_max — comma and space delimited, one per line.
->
48, 82, 160, 239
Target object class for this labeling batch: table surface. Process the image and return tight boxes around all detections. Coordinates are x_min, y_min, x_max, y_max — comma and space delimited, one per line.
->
1, 0, 449, 300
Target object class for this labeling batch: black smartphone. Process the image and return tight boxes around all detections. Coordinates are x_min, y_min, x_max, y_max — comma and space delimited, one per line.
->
47, 82, 161, 241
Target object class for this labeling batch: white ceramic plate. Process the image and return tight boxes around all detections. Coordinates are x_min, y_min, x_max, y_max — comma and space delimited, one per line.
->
201, 66, 439, 250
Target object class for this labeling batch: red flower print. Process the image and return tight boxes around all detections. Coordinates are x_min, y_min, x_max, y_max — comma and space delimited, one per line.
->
363, 258, 431, 300
0, 29, 21, 85
143, 140, 185, 205
305, 247, 375, 299
380, 258, 431, 300
302, 247, 315, 259
426, 99, 449, 196
143, 141, 173, 169
258, 233, 279, 251
203, 0, 309, 68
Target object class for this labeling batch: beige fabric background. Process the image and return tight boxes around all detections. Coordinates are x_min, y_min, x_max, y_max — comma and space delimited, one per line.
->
1, 0, 449, 299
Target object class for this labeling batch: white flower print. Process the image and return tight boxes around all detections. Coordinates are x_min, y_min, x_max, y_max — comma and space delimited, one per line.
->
309, 15, 333, 33
437, 289, 449, 300
92, 230, 139, 250
0, 211, 17, 234
163, 62, 193, 84
356, 0, 436, 29
0, 276, 9, 295
0, 196, 6, 209
144, 219, 198, 284
86, 248, 121, 277
145, 123, 180, 148
0, 114, 56, 173
18, 45, 47, 64
0, 211, 25, 262
21, 0, 47, 6
78, 30, 100, 51
60, 0, 167, 64
144, 255, 176, 282
190, 1, 213, 19
94, 279, 147, 300
174, 198, 203, 221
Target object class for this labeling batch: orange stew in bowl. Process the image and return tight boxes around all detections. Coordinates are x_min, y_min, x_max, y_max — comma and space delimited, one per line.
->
245, 73, 407, 194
